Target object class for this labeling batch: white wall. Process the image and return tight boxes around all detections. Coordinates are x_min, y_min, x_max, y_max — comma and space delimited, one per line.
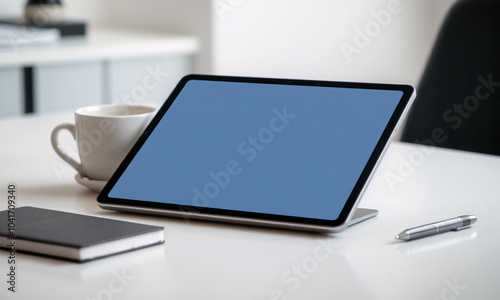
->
212, 0, 457, 86
105, 0, 212, 73
0, 0, 23, 16
1, 0, 457, 84
63, 0, 111, 26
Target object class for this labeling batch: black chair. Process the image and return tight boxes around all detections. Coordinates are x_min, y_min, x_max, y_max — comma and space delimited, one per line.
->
400, 0, 500, 156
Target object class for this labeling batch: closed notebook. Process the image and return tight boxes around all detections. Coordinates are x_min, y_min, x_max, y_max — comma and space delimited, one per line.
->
0, 206, 164, 262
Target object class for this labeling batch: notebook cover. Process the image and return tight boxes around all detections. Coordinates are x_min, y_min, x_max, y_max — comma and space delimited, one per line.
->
0, 206, 163, 248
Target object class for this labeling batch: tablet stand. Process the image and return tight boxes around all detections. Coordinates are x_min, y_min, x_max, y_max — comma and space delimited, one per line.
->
347, 208, 379, 227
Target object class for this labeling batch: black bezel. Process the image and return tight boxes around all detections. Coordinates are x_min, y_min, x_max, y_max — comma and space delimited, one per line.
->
97, 74, 414, 228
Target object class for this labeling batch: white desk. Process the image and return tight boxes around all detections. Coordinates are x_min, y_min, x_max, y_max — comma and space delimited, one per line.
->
1, 112, 500, 300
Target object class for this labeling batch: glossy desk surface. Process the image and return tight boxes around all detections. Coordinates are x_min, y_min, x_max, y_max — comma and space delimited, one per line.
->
1, 113, 499, 300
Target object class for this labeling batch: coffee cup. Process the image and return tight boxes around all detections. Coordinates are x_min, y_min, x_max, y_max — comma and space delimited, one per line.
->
51, 104, 157, 181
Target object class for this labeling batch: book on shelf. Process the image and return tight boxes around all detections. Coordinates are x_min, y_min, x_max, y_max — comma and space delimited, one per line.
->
0, 24, 60, 48
0, 17, 86, 37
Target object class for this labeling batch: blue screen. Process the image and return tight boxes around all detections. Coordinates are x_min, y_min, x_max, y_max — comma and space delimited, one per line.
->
109, 80, 402, 220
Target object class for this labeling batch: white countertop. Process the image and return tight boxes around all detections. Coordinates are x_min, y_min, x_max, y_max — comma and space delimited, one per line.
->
0, 26, 199, 67
1, 112, 500, 299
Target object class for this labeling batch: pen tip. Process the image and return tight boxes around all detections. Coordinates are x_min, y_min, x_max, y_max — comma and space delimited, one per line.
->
395, 232, 411, 241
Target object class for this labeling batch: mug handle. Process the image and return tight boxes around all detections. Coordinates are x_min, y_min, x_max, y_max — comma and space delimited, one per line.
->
51, 123, 86, 177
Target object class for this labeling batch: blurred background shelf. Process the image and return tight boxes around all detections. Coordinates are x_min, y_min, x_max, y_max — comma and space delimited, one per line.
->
0, 26, 199, 117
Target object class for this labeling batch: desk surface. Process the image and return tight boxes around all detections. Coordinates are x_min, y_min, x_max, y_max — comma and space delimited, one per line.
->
1, 112, 499, 300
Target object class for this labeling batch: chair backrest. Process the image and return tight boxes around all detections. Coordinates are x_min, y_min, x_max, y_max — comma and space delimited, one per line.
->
400, 0, 500, 155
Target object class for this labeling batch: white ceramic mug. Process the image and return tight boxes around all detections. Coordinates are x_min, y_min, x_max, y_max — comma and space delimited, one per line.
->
51, 104, 157, 181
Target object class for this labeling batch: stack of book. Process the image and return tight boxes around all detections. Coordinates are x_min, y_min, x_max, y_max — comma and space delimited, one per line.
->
0, 24, 60, 48
0, 17, 86, 48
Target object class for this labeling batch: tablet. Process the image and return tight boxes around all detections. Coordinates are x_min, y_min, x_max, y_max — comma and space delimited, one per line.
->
98, 75, 415, 232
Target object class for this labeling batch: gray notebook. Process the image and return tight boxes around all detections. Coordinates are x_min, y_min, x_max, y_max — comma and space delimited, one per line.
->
0, 206, 164, 262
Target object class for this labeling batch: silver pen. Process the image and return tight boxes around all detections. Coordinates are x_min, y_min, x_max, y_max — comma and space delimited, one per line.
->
395, 215, 477, 241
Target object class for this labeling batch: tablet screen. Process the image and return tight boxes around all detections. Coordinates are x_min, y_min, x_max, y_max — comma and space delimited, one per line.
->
101, 75, 411, 226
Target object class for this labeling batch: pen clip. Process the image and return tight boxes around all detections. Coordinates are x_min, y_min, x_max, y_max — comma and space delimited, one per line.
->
453, 225, 471, 231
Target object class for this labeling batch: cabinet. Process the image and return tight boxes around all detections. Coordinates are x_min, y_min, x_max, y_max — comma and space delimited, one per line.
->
0, 27, 198, 117
35, 61, 103, 113
0, 67, 23, 117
